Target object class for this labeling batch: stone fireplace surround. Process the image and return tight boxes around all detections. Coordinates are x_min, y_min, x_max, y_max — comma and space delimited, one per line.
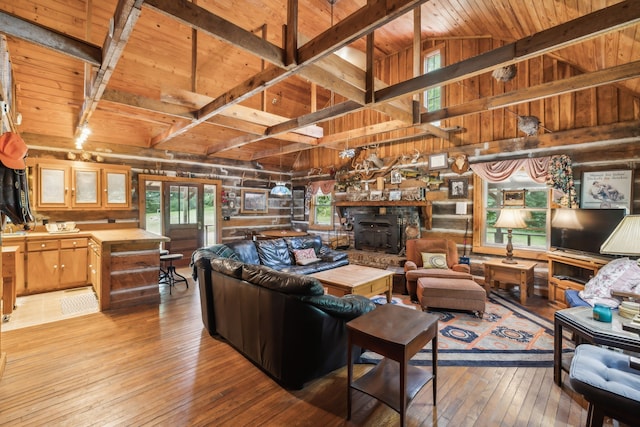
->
336, 205, 423, 257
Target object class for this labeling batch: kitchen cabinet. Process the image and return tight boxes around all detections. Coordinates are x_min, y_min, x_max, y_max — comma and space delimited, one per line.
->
28, 159, 130, 210
26, 237, 88, 293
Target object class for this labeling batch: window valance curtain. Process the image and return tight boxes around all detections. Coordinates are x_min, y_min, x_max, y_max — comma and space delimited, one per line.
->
470, 157, 550, 183
308, 180, 335, 195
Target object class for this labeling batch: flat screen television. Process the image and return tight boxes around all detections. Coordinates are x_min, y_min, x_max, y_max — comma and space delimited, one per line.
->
550, 208, 625, 256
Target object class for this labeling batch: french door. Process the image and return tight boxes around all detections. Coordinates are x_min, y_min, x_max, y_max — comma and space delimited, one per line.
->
139, 175, 221, 267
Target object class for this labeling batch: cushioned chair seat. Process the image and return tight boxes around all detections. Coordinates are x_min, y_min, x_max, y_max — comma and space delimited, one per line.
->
404, 238, 472, 302
565, 289, 591, 307
569, 344, 640, 427
417, 277, 486, 318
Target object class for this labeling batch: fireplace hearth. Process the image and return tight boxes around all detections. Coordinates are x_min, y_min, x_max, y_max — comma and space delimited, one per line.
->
353, 214, 400, 254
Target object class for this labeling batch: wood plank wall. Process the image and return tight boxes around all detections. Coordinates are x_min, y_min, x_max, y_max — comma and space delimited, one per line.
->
294, 37, 640, 295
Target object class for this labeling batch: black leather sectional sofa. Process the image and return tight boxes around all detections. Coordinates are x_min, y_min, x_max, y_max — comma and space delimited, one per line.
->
191, 236, 376, 389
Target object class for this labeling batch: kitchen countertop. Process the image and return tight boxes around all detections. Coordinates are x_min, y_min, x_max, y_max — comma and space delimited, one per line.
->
2, 228, 168, 244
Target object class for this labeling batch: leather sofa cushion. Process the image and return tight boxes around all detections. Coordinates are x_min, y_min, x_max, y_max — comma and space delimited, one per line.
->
241, 263, 324, 296
255, 238, 293, 269
210, 257, 244, 278
318, 246, 348, 262
226, 240, 261, 264
300, 294, 377, 320
286, 235, 323, 255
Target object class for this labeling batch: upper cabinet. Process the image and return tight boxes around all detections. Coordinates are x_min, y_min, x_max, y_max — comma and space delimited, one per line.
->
28, 159, 131, 210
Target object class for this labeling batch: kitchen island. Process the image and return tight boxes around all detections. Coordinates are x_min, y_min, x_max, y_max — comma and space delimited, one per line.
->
3, 228, 168, 311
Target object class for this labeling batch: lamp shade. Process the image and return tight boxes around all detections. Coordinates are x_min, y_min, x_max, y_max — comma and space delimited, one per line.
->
551, 208, 583, 230
600, 215, 640, 256
270, 182, 291, 196
494, 209, 526, 229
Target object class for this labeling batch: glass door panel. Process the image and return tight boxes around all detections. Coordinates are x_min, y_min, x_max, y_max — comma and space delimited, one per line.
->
203, 184, 217, 246
143, 180, 162, 236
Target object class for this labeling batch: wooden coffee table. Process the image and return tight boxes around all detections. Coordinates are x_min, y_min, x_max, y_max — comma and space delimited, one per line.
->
346, 304, 439, 426
310, 264, 394, 303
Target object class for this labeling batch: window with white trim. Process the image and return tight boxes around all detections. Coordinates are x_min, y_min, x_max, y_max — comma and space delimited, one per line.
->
478, 170, 550, 252
423, 49, 442, 118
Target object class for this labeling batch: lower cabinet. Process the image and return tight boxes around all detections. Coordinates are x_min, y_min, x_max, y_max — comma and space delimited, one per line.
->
26, 237, 88, 293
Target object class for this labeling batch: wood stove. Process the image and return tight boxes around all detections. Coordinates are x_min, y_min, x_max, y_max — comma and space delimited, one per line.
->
353, 214, 400, 254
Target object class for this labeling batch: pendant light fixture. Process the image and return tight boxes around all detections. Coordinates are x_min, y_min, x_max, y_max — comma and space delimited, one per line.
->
270, 142, 291, 196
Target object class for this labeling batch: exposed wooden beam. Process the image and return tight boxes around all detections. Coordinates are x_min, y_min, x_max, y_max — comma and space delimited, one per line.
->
296, 0, 429, 65
153, 0, 428, 145
365, 32, 375, 104
143, 0, 285, 67
76, 0, 143, 134
0, 11, 102, 65
466, 120, 640, 161
421, 60, 640, 123
285, 0, 298, 66
99, 89, 320, 146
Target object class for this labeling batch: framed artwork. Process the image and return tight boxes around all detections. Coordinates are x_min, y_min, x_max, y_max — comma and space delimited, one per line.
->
448, 177, 468, 199
388, 190, 402, 201
241, 189, 269, 213
503, 190, 526, 207
390, 170, 402, 184
580, 170, 633, 213
429, 152, 448, 170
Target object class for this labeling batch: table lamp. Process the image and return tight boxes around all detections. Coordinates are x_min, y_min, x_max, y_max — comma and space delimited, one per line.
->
494, 208, 526, 264
600, 215, 640, 265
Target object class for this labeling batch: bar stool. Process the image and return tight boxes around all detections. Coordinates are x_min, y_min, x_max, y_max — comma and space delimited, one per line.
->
159, 252, 188, 294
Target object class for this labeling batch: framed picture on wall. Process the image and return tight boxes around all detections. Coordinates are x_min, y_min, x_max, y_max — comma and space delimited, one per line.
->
580, 170, 633, 213
429, 152, 448, 170
448, 177, 468, 199
503, 190, 526, 207
390, 170, 403, 184
241, 189, 269, 213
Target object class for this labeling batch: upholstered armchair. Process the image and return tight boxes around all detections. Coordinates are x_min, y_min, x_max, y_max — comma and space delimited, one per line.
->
404, 238, 472, 302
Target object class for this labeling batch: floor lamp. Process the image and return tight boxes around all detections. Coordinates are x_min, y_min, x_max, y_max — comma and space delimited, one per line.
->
494, 208, 526, 264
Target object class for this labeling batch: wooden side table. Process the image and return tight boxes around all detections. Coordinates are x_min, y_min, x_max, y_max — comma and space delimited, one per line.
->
484, 259, 536, 305
346, 304, 439, 426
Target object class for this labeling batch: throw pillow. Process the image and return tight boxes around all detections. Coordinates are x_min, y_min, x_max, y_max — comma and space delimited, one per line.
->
421, 252, 448, 269
579, 257, 640, 307
293, 248, 320, 266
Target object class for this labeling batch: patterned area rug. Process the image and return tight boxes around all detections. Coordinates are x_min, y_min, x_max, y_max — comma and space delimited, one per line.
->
60, 292, 99, 315
361, 292, 573, 367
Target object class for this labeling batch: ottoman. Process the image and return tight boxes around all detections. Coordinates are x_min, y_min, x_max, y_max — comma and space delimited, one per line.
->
417, 277, 486, 318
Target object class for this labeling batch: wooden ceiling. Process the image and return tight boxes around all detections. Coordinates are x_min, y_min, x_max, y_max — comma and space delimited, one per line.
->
1, 0, 639, 171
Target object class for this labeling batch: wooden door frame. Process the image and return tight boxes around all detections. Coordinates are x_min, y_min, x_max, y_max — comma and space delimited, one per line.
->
137, 174, 223, 247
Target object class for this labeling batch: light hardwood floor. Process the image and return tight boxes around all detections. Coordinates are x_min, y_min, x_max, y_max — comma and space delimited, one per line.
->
0, 271, 600, 426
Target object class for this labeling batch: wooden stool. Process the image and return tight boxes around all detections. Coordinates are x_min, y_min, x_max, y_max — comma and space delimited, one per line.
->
159, 253, 188, 294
